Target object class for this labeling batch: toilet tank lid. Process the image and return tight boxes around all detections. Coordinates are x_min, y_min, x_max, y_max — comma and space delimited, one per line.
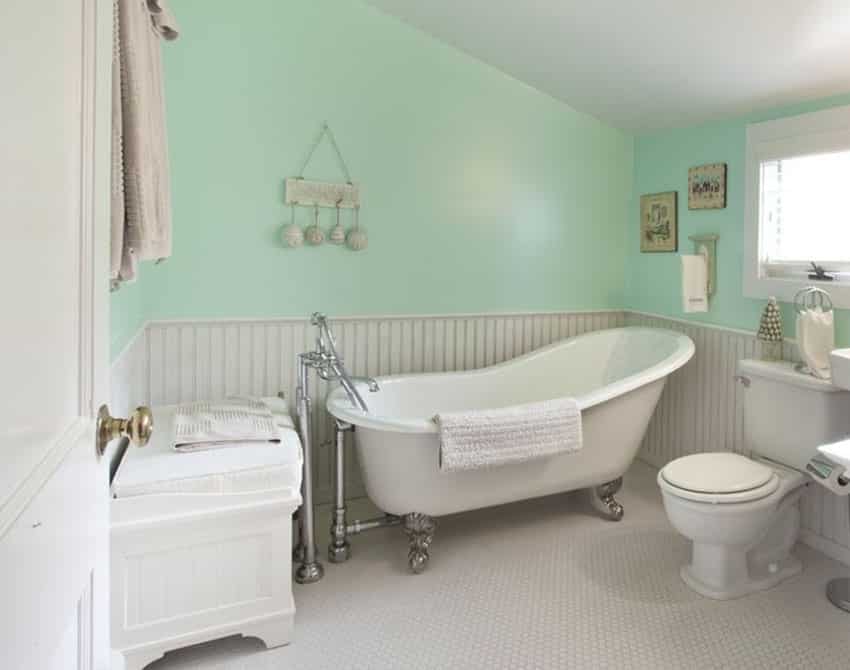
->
661, 453, 774, 494
738, 359, 842, 393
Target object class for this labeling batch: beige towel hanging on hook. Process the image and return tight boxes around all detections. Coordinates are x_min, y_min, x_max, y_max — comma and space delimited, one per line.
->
111, 0, 180, 287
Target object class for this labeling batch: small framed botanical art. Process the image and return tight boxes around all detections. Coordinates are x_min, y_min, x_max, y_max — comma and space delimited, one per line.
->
688, 162, 727, 209
640, 191, 677, 252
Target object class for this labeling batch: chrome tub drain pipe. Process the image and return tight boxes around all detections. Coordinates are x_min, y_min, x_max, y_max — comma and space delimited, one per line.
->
329, 420, 400, 564
347, 514, 402, 535
328, 420, 353, 563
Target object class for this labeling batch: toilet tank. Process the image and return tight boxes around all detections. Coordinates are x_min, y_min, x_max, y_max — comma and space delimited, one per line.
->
739, 359, 850, 470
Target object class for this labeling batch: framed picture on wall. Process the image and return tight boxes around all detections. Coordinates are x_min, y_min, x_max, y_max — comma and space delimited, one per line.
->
688, 162, 727, 209
640, 191, 677, 252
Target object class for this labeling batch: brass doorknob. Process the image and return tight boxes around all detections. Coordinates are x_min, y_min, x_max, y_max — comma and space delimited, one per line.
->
96, 404, 154, 456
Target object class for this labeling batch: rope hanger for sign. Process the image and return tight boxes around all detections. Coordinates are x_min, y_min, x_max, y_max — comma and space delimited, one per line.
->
297, 122, 354, 185
285, 121, 360, 210
282, 122, 366, 251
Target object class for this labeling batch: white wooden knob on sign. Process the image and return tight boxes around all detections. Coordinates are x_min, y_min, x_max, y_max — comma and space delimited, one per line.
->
346, 205, 367, 251
305, 225, 324, 245
346, 229, 367, 251
329, 204, 346, 245
305, 206, 325, 246
282, 223, 303, 248
330, 225, 346, 245
282, 205, 303, 248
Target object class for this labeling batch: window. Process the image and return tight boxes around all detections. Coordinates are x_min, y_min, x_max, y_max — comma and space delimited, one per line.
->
745, 105, 850, 307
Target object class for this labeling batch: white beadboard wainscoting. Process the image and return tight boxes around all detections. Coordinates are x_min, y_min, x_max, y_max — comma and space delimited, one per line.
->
110, 311, 625, 504
626, 311, 850, 566
110, 310, 850, 565
110, 327, 149, 419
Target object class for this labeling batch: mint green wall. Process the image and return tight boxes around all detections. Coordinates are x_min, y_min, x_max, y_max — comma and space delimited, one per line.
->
111, 0, 850, 362
625, 94, 850, 345
108, 0, 632, 358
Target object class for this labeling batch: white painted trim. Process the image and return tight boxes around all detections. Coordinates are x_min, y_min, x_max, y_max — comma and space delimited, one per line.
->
624, 310, 801, 351
112, 321, 150, 366
0, 419, 89, 538
744, 104, 850, 307
77, 0, 100, 418
142, 309, 780, 340
800, 529, 850, 568
146, 308, 624, 328
625, 310, 759, 338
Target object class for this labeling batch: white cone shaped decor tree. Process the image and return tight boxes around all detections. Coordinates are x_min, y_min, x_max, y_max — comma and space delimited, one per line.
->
757, 297, 783, 361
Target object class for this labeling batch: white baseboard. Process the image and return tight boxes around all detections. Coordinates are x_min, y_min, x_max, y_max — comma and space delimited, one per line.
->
800, 529, 850, 567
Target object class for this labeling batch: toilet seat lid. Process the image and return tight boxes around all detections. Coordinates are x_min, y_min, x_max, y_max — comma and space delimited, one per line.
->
660, 453, 774, 494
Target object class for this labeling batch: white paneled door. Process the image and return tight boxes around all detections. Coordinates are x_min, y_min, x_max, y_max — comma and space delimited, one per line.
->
1, 1, 112, 669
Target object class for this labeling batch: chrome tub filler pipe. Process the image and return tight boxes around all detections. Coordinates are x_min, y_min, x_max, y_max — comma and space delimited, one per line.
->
293, 313, 397, 584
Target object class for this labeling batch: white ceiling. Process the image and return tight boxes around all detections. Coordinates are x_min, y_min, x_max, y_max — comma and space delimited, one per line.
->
365, 0, 850, 131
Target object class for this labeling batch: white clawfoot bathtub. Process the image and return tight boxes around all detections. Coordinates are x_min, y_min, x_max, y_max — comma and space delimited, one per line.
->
328, 327, 694, 520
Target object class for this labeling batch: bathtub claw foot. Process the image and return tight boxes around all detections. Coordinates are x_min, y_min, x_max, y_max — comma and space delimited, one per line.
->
404, 513, 435, 574
592, 478, 624, 521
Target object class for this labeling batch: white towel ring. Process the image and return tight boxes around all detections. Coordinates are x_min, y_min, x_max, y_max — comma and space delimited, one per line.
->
794, 286, 833, 315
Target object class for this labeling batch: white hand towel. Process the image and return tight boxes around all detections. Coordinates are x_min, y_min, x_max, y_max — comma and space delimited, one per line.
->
796, 308, 834, 380
681, 255, 708, 313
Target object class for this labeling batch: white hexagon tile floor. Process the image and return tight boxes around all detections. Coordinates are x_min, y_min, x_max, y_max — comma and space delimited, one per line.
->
147, 462, 850, 670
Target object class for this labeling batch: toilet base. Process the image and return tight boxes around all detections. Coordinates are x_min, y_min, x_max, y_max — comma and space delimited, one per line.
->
681, 552, 802, 600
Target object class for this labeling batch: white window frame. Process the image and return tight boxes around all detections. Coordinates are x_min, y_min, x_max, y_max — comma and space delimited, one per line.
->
744, 104, 850, 307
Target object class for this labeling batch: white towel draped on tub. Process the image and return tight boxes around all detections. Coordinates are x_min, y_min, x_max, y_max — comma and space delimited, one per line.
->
111, 0, 180, 286
435, 398, 583, 473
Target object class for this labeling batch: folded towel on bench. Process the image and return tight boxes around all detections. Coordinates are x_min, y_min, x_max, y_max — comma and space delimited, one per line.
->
173, 397, 282, 452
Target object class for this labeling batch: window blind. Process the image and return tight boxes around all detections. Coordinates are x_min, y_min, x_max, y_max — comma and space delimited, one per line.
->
759, 150, 850, 268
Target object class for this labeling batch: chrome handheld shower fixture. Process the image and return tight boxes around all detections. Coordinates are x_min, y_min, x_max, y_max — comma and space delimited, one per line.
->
292, 313, 379, 583
309, 312, 375, 411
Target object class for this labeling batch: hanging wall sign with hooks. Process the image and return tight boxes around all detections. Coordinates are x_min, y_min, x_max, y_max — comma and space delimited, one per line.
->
285, 123, 361, 209
285, 179, 360, 209
282, 122, 366, 251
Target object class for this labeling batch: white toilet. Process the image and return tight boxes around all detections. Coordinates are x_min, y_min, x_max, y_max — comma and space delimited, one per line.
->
658, 359, 850, 600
